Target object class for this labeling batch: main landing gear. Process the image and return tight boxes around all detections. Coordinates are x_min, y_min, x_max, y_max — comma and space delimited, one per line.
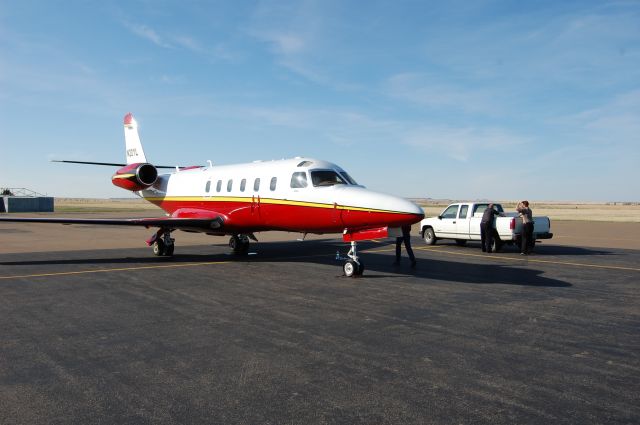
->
338, 241, 364, 277
150, 229, 175, 257
228, 233, 257, 255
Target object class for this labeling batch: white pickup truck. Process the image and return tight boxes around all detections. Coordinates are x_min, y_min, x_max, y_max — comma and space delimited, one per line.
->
420, 202, 553, 251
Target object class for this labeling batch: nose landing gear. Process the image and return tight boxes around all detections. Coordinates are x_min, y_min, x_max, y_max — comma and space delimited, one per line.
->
338, 241, 364, 277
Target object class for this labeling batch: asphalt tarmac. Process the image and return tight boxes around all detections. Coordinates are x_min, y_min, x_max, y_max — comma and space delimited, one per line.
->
1, 232, 639, 424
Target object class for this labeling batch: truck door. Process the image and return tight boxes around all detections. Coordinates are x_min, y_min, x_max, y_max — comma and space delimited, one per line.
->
436, 204, 460, 238
455, 204, 471, 239
468, 203, 489, 240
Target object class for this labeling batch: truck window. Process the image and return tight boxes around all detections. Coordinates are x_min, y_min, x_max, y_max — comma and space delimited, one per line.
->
473, 204, 488, 215
459, 205, 469, 219
441, 205, 459, 219
473, 203, 503, 217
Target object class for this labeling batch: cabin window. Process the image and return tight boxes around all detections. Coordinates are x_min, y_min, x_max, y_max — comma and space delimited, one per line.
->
254, 178, 260, 192
339, 171, 357, 185
310, 170, 347, 187
216, 180, 222, 192
297, 160, 313, 167
459, 205, 469, 219
290, 172, 308, 188
205, 180, 211, 193
227, 179, 233, 192
441, 205, 459, 219
270, 177, 277, 191
240, 179, 246, 192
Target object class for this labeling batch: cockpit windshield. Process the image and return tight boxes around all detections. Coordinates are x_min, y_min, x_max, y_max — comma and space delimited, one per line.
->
339, 171, 357, 185
310, 170, 347, 187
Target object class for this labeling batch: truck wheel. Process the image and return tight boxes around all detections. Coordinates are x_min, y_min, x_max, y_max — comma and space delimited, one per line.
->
423, 228, 436, 245
455, 239, 467, 246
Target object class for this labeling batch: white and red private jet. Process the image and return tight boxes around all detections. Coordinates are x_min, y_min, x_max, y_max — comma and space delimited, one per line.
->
1, 113, 424, 277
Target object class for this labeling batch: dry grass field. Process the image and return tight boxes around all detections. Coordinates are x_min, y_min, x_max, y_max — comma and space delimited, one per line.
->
416, 200, 640, 222
54, 198, 640, 222
54, 198, 161, 213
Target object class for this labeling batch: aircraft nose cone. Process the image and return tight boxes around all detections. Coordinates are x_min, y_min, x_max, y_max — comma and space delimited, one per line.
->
335, 186, 424, 226
396, 197, 425, 223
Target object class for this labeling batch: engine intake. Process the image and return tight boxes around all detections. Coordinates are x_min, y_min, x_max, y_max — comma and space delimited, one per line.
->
112, 163, 158, 191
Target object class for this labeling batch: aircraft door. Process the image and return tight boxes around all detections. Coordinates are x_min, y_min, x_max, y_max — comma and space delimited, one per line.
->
333, 202, 341, 225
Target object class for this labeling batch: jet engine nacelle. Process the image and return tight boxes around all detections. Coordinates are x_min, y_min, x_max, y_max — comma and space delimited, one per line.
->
112, 163, 158, 191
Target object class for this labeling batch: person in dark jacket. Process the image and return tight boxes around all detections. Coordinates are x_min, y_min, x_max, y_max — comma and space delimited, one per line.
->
394, 224, 416, 267
517, 200, 534, 255
480, 204, 504, 253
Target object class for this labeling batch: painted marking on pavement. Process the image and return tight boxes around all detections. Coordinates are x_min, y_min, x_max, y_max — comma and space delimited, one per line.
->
0, 261, 230, 280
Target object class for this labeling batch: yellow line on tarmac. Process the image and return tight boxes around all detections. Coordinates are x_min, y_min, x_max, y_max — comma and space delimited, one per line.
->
0, 261, 230, 281
413, 246, 640, 272
0, 251, 337, 281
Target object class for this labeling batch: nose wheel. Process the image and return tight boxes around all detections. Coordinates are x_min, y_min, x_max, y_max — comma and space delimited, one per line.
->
340, 241, 364, 277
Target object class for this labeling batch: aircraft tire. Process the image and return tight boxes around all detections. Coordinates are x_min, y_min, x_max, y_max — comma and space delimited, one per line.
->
344, 260, 357, 277
153, 240, 165, 256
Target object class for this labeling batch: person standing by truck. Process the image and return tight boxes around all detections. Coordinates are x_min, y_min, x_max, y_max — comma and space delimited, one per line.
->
517, 200, 534, 255
480, 203, 504, 253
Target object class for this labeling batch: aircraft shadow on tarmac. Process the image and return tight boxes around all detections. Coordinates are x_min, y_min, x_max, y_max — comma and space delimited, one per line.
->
435, 240, 615, 257
1, 239, 571, 288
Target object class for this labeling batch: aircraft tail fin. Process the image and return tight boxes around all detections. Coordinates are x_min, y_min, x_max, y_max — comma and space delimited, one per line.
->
123, 113, 148, 164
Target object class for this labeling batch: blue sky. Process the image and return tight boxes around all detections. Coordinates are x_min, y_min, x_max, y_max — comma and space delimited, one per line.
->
1, 0, 638, 201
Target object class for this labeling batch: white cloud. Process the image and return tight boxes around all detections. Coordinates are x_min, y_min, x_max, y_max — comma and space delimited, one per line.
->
256, 31, 306, 55
123, 22, 172, 48
561, 90, 640, 148
385, 73, 503, 115
403, 126, 528, 162
172, 35, 203, 53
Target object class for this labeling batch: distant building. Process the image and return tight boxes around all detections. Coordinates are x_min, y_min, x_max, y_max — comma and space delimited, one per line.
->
1, 188, 54, 213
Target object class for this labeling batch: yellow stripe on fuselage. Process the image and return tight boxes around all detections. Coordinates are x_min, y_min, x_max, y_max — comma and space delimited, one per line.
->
142, 195, 411, 215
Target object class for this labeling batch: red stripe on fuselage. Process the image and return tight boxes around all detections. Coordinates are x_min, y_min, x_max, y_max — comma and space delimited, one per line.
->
147, 198, 421, 233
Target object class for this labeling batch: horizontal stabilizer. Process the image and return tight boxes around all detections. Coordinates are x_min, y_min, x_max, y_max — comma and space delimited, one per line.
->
51, 160, 196, 169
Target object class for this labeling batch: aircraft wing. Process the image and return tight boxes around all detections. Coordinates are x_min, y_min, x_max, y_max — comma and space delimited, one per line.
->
0, 216, 224, 232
